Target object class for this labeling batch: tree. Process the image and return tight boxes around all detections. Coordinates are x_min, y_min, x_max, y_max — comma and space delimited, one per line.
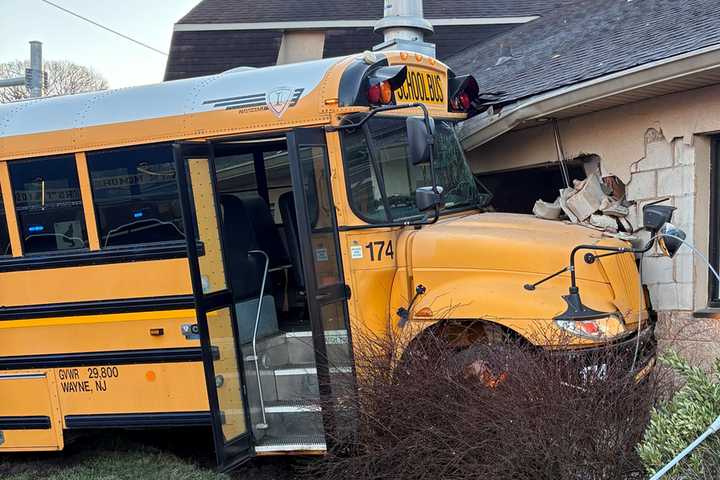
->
0, 59, 108, 103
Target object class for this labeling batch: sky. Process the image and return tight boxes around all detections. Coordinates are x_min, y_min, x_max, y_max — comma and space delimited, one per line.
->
0, 0, 201, 88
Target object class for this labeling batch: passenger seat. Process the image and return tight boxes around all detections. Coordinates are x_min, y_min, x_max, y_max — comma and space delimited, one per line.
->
278, 192, 305, 290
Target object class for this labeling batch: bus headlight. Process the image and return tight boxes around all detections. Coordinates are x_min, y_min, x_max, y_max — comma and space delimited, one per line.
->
555, 313, 625, 340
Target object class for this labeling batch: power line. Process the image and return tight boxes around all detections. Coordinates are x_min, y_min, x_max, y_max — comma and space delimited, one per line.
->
38, 0, 168, 56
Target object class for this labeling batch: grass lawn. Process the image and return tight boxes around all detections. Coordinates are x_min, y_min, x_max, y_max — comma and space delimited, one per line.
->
0, 429, 298, 480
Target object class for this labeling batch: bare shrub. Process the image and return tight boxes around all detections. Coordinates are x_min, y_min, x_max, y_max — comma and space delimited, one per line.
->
308, 326, 671, 480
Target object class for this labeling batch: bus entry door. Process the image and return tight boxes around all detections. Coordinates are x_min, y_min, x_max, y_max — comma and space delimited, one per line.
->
287, 129, 354, 442
174, 142, 252, 471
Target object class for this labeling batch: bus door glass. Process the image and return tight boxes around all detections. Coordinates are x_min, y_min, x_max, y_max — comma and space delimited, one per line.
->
286, 129, 354, 439
174, 142, 252, 471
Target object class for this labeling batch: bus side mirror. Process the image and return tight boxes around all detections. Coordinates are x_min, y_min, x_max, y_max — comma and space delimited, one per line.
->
643, 203, 675, 232
658, 223, 686, 258
416, 186, 444, 212
407, 116, 435, 165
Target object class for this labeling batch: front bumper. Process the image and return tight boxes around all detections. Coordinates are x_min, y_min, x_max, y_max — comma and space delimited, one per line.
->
555, 324, 657, 382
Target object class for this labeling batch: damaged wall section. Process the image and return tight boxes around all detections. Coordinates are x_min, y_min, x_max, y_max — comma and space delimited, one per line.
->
465, 82, 719, 363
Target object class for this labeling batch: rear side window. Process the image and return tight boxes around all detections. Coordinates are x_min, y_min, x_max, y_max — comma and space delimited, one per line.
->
9, 155, 88, 254
87, 144, 184, 248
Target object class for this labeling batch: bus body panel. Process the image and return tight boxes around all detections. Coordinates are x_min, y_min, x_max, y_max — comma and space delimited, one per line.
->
0, 371, 64, 452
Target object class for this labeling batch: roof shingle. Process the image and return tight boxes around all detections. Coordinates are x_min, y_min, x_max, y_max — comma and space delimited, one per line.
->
446, 0, 720, 104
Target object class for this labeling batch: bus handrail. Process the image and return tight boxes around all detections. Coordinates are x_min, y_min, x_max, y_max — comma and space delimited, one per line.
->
248, 249, 270, 430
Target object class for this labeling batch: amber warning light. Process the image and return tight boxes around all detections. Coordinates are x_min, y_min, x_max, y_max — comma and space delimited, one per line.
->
366, 65, 407, 106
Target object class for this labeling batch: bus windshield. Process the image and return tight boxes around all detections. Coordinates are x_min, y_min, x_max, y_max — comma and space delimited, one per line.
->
341, 117, 492, 223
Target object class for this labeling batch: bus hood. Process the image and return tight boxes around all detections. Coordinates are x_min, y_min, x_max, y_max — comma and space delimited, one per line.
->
402, 212, 644, 327
406, 212, 619, 284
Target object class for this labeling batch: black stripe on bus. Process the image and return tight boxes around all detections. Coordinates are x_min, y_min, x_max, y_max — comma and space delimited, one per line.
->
0, 294, 195, 321
65, 412, 211, 429
0, 241, 197, 273
0, 347, 203, 371
0, 416, 51, 430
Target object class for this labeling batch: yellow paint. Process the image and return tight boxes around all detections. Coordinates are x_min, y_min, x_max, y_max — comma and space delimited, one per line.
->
75, 152, 100, 251
0, 258, 190, 307
0, 309, 193, 330
188, 158, 227, 293
206, 307, 247, 439
56, 363, 208, 417
0, 161, 21, 256
395, 67, 446, 105
0, 371, 64, 451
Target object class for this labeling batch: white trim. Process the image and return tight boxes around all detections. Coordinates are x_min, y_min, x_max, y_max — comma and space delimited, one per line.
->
264, 403, 321, 413
255, 442, 326, 452
284, 329, 347, 338
173, 17, 538, 32
459, 43, 720, 151
274, 366, 352, 376
0, 373, 46, 380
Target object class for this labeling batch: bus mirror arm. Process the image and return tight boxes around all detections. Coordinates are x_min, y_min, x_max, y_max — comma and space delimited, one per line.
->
523, 238, 659, 321
326, 102, 432, 132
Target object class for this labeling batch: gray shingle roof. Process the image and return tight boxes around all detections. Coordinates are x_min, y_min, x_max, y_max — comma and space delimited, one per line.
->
165, 24, 513, 81
178, 0, 578, 24
446, 0, 720, 104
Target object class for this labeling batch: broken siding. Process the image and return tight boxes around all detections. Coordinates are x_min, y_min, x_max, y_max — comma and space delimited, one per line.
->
466, 82, 720, 315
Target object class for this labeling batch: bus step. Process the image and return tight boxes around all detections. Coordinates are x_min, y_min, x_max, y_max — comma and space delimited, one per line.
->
282, 330, 350, 366
262, 400, 324, 438
264, 400, 320, 414
254, 434, 326, 454
274, 364, 353, 401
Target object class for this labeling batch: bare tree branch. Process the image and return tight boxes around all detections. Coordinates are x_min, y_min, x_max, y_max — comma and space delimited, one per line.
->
0, 59, 108, 103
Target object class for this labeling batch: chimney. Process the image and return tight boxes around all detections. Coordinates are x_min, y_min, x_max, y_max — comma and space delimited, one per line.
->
373, 0, 435, 58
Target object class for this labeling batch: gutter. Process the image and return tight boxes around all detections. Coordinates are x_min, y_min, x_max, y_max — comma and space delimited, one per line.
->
459, 42, 720, 151
173, 17, 538, 32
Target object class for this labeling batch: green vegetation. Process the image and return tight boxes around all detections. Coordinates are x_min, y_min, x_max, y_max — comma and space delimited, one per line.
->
0, 432, 228, 480
638, 350, 720, 478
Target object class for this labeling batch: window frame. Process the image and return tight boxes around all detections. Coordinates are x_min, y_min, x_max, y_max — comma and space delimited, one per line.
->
85, 142, 186, 250
709, 137, 720, 307
338, 115, 483, 226
8, 153, 90, 256
0, 161, 21, 258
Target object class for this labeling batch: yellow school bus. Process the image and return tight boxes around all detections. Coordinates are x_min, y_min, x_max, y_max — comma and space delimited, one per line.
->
0, 50, 658, 470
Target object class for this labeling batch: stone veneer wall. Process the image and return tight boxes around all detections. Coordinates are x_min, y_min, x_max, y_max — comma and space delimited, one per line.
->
626, 128, 718, 364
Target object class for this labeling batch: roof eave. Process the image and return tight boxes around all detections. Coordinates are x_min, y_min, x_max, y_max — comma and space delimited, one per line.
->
172, 17, 539, 32
459, 43, 720, 151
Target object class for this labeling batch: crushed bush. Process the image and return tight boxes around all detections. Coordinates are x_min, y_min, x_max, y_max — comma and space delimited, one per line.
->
638, 350, 720, 479
308, 326, 670, 480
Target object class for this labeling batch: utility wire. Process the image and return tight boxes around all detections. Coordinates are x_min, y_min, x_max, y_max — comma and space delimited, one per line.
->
39, 0, 168, 56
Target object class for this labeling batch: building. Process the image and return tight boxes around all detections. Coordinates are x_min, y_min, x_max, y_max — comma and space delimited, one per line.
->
164, 0, 575, 80
451, 0, 720, 359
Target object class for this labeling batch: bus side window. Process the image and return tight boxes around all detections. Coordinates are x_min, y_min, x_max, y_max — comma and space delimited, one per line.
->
86, 143, 184, 248
9, 155, 87, 254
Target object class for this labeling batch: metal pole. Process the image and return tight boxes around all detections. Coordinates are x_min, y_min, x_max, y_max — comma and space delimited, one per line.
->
0, 41, 43, 97
373, 0, 436, 57
28, 41, 43, 98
